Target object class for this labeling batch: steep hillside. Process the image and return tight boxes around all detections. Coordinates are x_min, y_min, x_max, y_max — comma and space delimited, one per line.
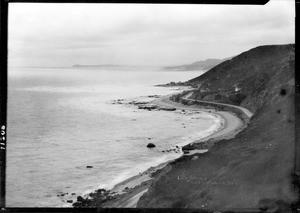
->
164, 58, 228, 71
188, 44, 295, 113
137, 44, 297, 211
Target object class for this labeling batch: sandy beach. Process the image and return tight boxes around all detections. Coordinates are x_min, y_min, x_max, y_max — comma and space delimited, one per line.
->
83, 93, 247, 208
152, 94, 245, 142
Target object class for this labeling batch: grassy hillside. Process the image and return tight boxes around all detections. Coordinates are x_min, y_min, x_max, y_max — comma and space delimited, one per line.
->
137, 44, 297, 211
188, 44, 295, 113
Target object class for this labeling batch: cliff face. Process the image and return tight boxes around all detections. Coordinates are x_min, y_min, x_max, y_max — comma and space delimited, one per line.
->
137, 44, 297, 211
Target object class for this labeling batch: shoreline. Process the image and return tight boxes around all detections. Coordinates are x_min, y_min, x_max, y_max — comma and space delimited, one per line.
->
73, 92, 246, 208
152, 94, 245, 146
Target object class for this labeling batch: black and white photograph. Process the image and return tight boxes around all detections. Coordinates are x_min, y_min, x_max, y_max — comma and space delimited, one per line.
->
3, 0, 298, 210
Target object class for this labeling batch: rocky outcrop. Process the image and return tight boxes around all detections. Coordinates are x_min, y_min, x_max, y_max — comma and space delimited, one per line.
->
111, 99, 177, 112
147, 143, 156, 148
138, 105, 158, 110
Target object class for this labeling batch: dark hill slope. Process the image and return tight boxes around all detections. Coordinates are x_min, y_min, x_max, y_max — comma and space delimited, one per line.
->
137, 44, 297, 211
188, 44, 295, 113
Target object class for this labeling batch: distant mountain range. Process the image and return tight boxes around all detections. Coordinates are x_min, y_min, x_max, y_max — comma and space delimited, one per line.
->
163, 57, 232, 71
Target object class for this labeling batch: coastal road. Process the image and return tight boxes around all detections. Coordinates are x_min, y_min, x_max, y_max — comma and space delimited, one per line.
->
152, 94, 244, 143
182, 92, 253, 118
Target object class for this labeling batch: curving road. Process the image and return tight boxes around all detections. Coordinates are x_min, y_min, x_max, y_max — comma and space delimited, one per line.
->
182, 92, 253, 118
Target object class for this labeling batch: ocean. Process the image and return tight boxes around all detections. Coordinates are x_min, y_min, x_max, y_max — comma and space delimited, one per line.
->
6, 67, 222, 207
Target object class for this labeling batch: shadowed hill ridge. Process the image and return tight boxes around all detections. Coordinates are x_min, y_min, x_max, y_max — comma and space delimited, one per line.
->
137, 44, 297, 211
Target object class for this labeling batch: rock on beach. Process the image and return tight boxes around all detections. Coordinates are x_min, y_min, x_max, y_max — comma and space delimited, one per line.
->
147, 143, 156, 148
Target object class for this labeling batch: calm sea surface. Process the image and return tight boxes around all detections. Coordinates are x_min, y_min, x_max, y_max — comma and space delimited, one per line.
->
7, 67, 221, 207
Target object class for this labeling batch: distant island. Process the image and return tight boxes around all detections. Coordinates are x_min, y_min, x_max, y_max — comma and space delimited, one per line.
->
72, 64, 122, 68
163, 57, 232, 71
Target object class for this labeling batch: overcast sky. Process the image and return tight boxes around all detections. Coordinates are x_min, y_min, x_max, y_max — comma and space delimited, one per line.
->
8, 0, 295, 67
